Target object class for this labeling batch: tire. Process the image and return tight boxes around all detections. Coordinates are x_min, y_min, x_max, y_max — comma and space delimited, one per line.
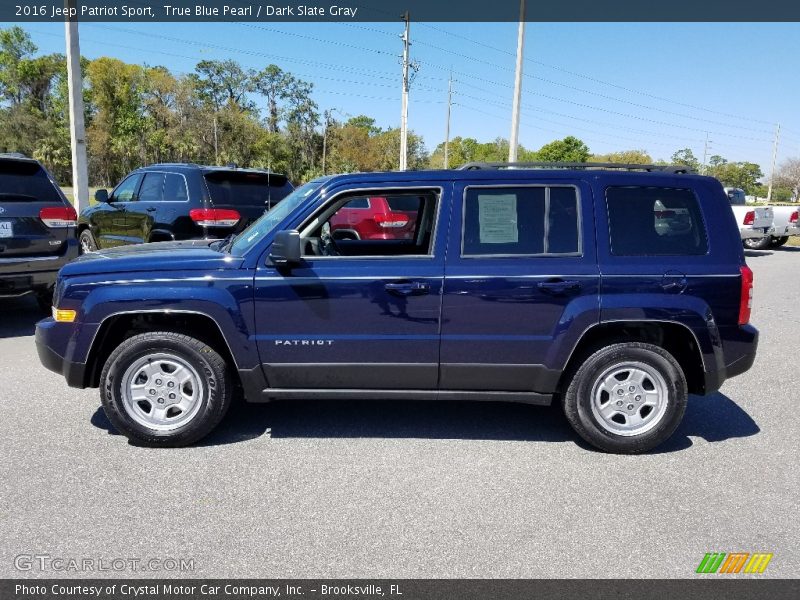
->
79, 229, 97, 253
771, 236, 789, 247
563, 342, 687, 454
743, 236, 771, 250
99, 331, 233, 447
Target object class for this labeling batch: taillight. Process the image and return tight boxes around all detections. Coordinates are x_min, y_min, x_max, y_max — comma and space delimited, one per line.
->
790, 211, 798, 224
739, 265, 753, 326
189, 208, 240, 227
742, 211, 755, 225
374, 213, 409, 228
39, 206, 77, 228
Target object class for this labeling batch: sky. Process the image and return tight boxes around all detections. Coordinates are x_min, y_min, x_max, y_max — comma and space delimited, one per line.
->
7, 20, 800, 174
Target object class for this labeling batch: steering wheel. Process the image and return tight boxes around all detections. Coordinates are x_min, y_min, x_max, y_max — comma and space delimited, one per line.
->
319, 222, 340, 256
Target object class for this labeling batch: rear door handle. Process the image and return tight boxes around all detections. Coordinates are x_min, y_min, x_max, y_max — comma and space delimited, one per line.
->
145, 207, 157, 212
537, 280, 582, 295
385, 281, 430, 297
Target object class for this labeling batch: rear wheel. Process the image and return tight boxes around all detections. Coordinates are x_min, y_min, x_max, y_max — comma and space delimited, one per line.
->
79, 229, 97, 253
743, 236, 771, 250
563, 342, 687, 454
771, 236, 789, 247
99, 331, 233, 447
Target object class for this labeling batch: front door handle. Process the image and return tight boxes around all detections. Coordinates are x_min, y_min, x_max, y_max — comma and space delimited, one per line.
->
146, 207, 157, 212
537, 280, 582, 295
385, 281, 430, 297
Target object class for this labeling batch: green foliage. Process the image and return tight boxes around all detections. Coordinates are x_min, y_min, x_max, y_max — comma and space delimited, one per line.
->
670, 148, 700, 171
591, 149, 653, 164
533, 136, 590, 162
707, 160, 763, 194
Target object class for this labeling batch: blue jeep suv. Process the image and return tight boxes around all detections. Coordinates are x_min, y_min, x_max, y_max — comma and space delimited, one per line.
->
35, 163, 758, 453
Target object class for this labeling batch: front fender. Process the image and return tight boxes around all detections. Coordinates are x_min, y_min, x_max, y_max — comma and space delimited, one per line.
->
62, 272, 258, 370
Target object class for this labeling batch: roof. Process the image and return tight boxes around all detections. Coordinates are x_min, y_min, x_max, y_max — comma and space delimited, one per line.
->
319, 166, 715, 188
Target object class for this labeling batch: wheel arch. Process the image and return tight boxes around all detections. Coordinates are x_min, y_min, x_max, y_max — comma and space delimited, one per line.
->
84, 310, 239, 389
558, 320, 707, 396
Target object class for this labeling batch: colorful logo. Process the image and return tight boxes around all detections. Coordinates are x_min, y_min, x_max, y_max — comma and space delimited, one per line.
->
696, 552, 773, 574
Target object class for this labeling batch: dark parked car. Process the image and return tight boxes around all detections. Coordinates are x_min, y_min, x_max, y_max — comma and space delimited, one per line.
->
77, 163, 293, 252
0, 153, 78, 311
37, 162, 758, 453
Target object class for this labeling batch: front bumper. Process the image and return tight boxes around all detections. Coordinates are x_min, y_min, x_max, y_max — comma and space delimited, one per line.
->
35, 317, 94, 388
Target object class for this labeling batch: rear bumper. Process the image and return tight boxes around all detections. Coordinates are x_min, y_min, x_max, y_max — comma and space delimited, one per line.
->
722, 324, 759, 380
35, 317, 92, 388
739, 226, 770, 240
0, 240, 78, 295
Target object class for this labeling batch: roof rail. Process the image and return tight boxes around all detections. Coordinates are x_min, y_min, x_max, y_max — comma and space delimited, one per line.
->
457, 161, 695, 174
0, 152, 31, 160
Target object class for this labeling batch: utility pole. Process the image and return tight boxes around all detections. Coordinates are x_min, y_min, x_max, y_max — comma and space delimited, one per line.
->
508, 0, 526, 163
399, 11, 410, 171
322, 109, 332, 175
64, 0, 88, 212
444, 73, 452, 169
701, 132, 711, 174
767, 123, 781, 202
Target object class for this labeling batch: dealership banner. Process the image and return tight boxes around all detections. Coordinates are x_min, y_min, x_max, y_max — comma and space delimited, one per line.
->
2, 579, 800, 600
3, 0, 800, 22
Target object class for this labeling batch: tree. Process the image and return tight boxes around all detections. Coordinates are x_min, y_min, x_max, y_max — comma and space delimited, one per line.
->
671, 148, 700, 171
253, 64, 290, 133
708, 160, 763, 194
533, 136, 590, 162
192, 59, 254, 112
591, 149, 652, 164
774, 158, 800, 200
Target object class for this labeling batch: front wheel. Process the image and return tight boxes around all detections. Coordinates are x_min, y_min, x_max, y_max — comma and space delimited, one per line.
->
563, 342, 687, 454
743, 236, 771, 250
99, 331, 233, 447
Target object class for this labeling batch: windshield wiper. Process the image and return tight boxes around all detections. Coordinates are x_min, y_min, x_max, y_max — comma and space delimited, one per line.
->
214, 233, 237, 253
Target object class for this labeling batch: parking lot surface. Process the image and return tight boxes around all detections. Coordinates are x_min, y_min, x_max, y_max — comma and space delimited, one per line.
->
1, 247, 797, 579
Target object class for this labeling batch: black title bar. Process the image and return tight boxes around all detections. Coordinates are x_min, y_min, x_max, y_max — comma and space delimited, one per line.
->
4, 0, 800, 22
2, 579, 800, 600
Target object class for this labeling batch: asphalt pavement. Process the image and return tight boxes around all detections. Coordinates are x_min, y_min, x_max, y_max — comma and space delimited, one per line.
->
1, 247, 797, 579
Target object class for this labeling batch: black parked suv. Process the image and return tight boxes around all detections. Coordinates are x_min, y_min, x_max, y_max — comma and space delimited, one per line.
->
0, 153, 78, 311
77, 163, 293, 251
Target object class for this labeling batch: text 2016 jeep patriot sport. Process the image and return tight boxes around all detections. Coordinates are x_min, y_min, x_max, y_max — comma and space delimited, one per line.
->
35, 162, 759, 453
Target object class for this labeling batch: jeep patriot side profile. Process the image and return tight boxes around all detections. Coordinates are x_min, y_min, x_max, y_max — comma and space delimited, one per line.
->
35, 163, 759, 453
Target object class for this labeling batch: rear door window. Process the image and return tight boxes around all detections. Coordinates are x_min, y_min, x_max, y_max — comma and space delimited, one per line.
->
606, 186, 708, 256
0, 160, 61, 203
204, 171, 290, 207
137, 173, 165, 203
462, 186, 580, 256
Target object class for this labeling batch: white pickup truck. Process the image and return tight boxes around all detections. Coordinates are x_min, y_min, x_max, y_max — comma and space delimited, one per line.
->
764, 205, 800, 248
724, 187, 774, 249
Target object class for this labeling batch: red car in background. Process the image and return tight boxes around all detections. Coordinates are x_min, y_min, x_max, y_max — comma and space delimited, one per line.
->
330, 196, 421, 241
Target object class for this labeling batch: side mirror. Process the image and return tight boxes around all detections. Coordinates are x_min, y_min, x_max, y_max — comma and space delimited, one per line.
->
94, 189, 109, 203
269, 230, 302, 267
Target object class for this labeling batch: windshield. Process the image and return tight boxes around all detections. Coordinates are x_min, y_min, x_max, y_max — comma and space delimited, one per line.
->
229, 180, 324, 256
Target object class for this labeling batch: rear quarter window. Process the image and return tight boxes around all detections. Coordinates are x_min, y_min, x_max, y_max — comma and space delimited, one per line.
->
606, 186, 708, 256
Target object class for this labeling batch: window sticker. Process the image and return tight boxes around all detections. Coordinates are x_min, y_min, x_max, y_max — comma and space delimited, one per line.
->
478, 194, 518, 244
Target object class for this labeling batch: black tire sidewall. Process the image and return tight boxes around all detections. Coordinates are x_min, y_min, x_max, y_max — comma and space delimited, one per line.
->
564, 343, 687, 454
100, 333, 230, 446
743, 236, 771, 250
79, 230, 97, 253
